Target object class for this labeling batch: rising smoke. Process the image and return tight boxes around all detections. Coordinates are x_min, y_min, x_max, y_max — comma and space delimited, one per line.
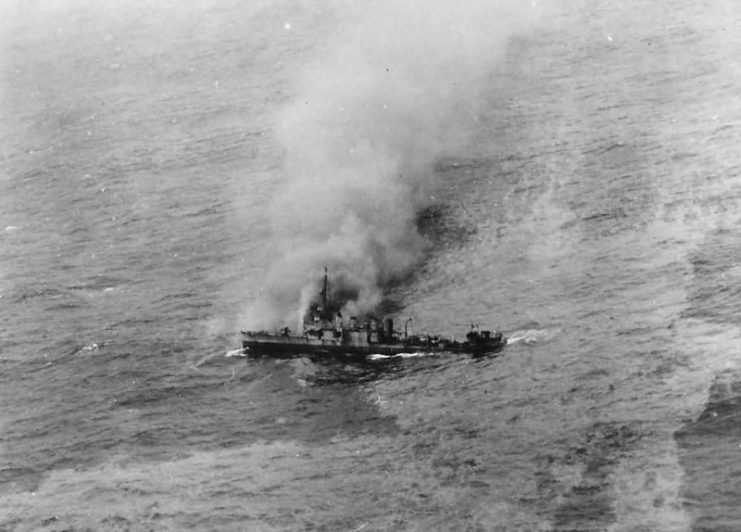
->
246, 0, 541, 329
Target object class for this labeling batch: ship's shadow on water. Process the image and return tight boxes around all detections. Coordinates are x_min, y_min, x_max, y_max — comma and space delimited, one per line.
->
234, 351, 495, 446
244, 349, 492, 386
237, 355, 404, 445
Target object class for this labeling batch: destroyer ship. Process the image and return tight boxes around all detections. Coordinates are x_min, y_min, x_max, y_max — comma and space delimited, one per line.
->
241, 269, 505, 358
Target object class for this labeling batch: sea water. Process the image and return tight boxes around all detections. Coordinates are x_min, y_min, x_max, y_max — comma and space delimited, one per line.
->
2, 1, 740, 530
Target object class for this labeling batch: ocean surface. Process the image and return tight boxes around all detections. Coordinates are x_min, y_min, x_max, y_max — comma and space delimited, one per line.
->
2, 0, 741, 530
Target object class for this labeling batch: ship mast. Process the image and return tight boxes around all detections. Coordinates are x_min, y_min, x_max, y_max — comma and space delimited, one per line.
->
320, 266, 328, 311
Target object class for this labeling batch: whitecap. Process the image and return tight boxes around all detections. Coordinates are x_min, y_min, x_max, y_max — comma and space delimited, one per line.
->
224, 348, 247, 358
76, 343, 99, 354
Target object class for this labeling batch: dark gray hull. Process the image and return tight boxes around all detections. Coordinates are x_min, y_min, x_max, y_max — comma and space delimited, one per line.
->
241, 332, 506, 358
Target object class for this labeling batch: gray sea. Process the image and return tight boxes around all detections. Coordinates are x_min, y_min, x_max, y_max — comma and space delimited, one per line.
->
2, 0, 741, 530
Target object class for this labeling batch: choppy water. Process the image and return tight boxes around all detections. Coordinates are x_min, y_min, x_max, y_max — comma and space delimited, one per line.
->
2, 1, 741, 530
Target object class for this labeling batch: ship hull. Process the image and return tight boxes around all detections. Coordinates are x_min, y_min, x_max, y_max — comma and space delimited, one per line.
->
241, 332, 505, 359
241, 269, 505, 359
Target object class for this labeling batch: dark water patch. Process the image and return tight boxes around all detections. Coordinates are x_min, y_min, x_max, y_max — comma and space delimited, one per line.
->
415, 202, 478, 249
7, 284, 84, 304
103, 357, 404, 456
186, 200, 231, 219
43, 300, 91, 312
245, 358, 403, 440
433, 156, 496, 172
513, 182, 542, 195
533, 421, 641, 531
297, 359, 401, 387
151, 291, 214, 314
1, 348, 194, 485
109, 315, 160, 330
3, 426, 122, 494
582, 208, 627, 223
0, 467, 44, 494
675, 370, 741, 532
67, 274, 128, 291
115, 381, 212, 408
582, 141, 627, 156
615, 325, 653, 336
670, 152, 699, 162
99, 514, 134, 530
683, 231, 741, 324
712, 123, 734, 136
0, 517, 23, 531
379, 355, 461, 383
578, 367, 610, 380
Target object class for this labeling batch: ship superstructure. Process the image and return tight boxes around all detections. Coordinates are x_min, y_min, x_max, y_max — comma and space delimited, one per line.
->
241, 269, 505, 358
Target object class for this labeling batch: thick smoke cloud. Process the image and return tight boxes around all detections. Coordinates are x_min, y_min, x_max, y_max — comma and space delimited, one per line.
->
246, 0, 539, 329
